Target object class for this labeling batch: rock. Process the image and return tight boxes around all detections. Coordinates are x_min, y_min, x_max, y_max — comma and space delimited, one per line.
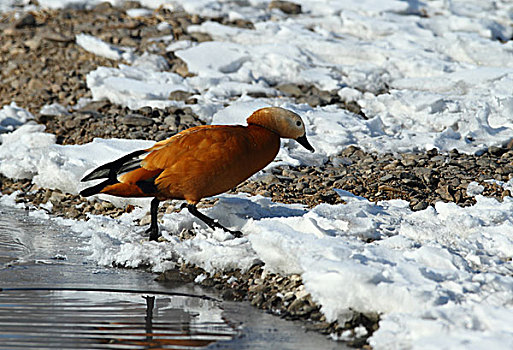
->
276, 83, 302, 96
94, 1, 113, 11
168, 90, 194, 101
303, 95, 321, 107
64, 118, 80, 129
435, 185, 454, 201
412, 201, 429, 211
14, 13, 36, 28
120, 114, 154, 126
269, 0, 302, 15
27, 78, 44, 90
42, 30, 73, 42
488, 146, 505, 156
258, 174, 279, 185
49, 191, 66, 204
24, 37, 42, 51
190, 32, 212, 42
163, 115, 179, 127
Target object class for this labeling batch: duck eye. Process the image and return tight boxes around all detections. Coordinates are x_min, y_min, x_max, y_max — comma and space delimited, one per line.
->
296, 121, 302, 127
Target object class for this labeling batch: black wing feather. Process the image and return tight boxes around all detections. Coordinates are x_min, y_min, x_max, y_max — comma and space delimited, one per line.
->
81, 149, 147, 182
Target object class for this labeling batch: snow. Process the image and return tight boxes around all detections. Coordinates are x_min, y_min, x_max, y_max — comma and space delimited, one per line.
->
0, 102, 34, 133
76, 33, 136, 62
3, 0, 513, 348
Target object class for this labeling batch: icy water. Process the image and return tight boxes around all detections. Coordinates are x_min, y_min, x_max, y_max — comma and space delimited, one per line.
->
0, 205, 342, 350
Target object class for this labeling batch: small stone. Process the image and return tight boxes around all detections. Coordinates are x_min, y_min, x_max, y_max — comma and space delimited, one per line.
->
435, 185, 453, 201
379, 174, 394, 182
250, 293, 265, 307
138, 107, 153, 115
341, 146, 359, 157
42, 30, 73, 43
121, 114, 154, 126
49, 191, 66, 204
276, 83, 302, 97
302, 188, 316, 195
24, 37, 42, 51
28, 78, 44, 91
139, 214, 151, 226
430, 155, 445, 163
488, 146, 505, 156
3, 27, 16, 36
303, 95, 321, 107
412, 201, 429, 211
258, 174, 279, 185
169, 90, 194, 101
163, 115, 179, 127
269, 0, 302, 14
190, 32, 212, 43
64, 118, 80, 129
14, 13, 36, 28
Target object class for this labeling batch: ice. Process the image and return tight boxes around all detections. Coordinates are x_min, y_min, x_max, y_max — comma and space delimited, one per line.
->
0, 123, 152, 194
86, 65, 189, 110
66, 2, 513, 154
76, 33, 136, 62
40, 103, 70, 117
10, 184, 511, 349
0, 102, 34, 133
3, 0, 513, 348
2, 121, 513, 348
125, 8, 151, 17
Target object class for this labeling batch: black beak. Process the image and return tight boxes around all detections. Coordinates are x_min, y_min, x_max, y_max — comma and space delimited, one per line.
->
296, 134, 315, 153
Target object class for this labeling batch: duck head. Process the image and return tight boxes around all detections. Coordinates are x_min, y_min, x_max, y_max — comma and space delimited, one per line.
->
247, 107, 315, 153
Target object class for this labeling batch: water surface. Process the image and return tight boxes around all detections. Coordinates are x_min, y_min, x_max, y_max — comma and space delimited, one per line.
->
0, 205, 343, 349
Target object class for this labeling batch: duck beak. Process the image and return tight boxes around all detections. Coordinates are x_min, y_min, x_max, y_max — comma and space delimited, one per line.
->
296, 134, 315, 153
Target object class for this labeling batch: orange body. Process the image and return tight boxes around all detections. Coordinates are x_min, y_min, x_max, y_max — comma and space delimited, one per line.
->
100, 124, 280, 204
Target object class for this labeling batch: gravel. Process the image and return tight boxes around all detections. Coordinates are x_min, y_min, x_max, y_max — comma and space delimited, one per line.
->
1, 3, 512, 347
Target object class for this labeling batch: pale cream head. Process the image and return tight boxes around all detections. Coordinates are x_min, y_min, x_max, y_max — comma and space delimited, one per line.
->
247, 107, 314, 152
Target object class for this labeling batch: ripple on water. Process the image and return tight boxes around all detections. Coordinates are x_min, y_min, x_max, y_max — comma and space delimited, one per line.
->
0, 288, 236, 349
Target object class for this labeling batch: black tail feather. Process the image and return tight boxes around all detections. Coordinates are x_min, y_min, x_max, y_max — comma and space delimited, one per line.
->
79, 149, 148, 197
79, 178, 117, 197
81, 149, 147, 182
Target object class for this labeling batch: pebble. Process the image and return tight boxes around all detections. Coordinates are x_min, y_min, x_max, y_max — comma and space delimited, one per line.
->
269, 1, 302, 15
14, 13, 36, 28
168, 90, 194, 101
121, 114, 154, 126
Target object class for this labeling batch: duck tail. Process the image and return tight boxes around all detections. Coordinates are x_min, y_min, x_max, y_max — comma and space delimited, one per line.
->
79, 149, 147, 197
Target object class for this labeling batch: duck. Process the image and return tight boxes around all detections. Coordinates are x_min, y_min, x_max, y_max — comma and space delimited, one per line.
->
80, 107, 314, 240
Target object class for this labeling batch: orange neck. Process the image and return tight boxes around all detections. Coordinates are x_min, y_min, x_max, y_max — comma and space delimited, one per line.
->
246, 124, 281, 167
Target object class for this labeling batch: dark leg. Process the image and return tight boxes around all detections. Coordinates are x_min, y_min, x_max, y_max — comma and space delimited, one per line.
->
146, 197, 160, 241
184, 203, 242, 238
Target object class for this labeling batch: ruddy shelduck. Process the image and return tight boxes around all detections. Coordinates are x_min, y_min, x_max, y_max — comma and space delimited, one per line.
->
80, 107, 314, 240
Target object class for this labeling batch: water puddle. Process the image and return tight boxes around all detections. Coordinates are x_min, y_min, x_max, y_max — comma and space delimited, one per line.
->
0, 288, 234, 349
0, 205, 343, 350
